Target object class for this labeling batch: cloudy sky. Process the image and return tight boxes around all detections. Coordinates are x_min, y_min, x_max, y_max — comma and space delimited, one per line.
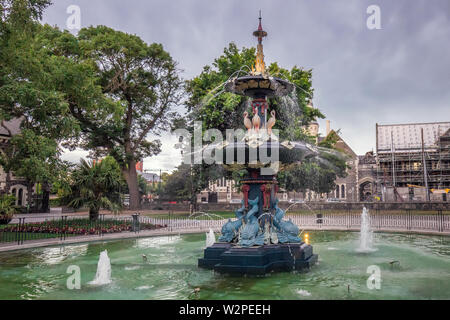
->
42, 0, 450, 173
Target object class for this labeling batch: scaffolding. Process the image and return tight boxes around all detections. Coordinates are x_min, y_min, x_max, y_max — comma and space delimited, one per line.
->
376, 122, 450, 201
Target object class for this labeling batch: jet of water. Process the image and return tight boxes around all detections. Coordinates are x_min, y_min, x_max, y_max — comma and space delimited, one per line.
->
205, 228, 216, 247
356, 207, 377, 253
89, 250, 112, 285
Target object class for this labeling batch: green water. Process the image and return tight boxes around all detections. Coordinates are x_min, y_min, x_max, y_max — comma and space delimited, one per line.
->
0, 231, 449, 300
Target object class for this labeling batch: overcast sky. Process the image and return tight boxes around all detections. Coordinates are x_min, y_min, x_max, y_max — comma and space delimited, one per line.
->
41, 0, 450, 173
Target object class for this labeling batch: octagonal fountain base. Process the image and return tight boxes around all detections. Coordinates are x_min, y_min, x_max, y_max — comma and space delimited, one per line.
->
198, 242, 318, 275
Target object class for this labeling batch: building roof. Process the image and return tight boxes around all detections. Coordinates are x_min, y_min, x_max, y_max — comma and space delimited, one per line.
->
0, 118, 22, 137
358, 151, 376, 164
377, 121, 450, 153
139, 172, 161, 183
323, 129, 357, 158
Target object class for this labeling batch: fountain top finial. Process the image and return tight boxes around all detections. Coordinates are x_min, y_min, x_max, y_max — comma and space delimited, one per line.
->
253, 10, 267, 42
252, 11, 267, 76
224, 12, 295, 97
258, 10, 262, 30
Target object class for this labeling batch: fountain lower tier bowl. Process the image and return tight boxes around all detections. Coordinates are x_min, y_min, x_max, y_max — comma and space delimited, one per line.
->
225, 75, 294, 98
198, 242, 318, 275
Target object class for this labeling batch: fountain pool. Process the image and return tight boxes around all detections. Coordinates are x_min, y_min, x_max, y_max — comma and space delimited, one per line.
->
0, 231, 449, 300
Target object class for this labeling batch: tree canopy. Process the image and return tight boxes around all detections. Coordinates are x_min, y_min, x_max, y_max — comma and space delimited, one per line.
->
0, 0, 76, 211
185, 42, 324, 141
2, 3, 184, 210
161, 163, 223, 204
60, 156, 123, 221
36, 25, 184, 209
184, 43, 347, 197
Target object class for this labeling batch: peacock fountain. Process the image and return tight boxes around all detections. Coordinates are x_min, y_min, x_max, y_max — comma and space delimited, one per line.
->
198, 14, 318, 275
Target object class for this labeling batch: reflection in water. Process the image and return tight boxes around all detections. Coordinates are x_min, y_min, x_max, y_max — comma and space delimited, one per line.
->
134, 235, 181, 249
31, 244, 89, 266
296, 289, 311, 297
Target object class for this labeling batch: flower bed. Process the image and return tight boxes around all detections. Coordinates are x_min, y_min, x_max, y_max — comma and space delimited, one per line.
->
1, 219, 167, 236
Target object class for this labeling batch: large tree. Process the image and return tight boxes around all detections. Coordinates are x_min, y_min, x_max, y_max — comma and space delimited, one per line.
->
0, 0, 77, 211
1, 2, 183, 211
184, 43, 346, 195
185, 43, 324, 140
38, 26, 183, 210
162, 163, 223, 209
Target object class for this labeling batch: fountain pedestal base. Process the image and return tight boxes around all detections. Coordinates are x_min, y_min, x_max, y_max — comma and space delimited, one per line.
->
198, 242, 318, 275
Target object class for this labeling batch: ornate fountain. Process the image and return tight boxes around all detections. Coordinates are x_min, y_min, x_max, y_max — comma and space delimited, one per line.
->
198, 14, 318, 275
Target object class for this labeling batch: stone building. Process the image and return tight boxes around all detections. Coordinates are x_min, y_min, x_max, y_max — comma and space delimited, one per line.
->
197, 177, 241, 203
357, 151, 378, 201
0, 118, 35, 207
324, 128, 359, 202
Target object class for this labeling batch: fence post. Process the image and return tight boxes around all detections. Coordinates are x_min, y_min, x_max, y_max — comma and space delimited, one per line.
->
19, 218, 25, 245
131, 213, 140, 233
63, 216, 67, 241
15, 218, 19, 245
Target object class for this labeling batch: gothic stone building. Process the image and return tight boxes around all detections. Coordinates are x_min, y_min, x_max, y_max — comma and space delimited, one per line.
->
0, 118, 35, 207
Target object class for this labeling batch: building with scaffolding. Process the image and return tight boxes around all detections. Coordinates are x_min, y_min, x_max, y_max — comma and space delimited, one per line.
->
376, 122, 450, 202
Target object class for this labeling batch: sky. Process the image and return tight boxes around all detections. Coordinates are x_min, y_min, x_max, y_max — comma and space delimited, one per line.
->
41, 0, 450, 173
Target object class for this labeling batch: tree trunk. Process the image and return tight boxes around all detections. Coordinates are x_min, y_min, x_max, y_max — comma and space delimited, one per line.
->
42, 181, 50, 213
89, 207, 99, 221
123, 160, 141, 210
190, 195, 196, 214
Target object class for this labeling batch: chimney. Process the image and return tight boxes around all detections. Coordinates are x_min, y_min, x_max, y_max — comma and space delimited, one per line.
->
326, 120, 331, 136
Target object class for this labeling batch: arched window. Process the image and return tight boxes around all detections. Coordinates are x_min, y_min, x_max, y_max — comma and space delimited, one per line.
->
336, 185, 340, 198
11, 188, 17, 204
341, 185, 345, 199
18, 188, 23, 206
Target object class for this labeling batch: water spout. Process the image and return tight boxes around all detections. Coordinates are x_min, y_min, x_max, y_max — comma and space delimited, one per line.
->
356, 207, 377, 253
205, 228, 216, 247
89, 250, 112, 285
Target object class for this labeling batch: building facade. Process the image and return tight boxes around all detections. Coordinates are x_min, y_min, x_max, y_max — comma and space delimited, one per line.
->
0, 118, 35, 207
376, 122, 450, 202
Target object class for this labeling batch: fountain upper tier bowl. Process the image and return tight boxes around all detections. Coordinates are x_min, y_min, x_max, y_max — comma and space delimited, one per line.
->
203, 140, 318, 166
225, 75, 294, 98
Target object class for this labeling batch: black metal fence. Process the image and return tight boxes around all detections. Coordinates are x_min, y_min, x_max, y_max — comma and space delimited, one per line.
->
287, 210, 450, 233
0, 214, 168, 246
